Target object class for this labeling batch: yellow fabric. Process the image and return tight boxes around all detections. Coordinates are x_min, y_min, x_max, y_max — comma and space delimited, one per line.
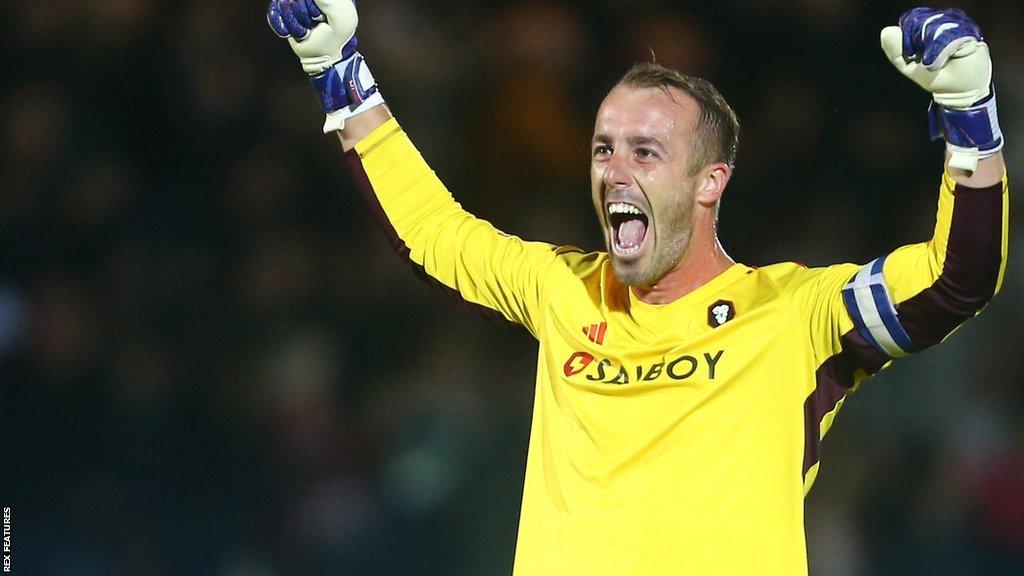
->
355, 119, 1008, 576
885, 170, 1009, 305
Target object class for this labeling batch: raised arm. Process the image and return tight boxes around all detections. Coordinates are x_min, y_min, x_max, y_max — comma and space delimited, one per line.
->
841, 7, 1008, 359
267, 0, 567, 335
791, 8, 1009, 489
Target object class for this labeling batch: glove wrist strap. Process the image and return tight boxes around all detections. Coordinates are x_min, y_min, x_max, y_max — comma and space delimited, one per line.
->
928, 87, 1003, 171
310, 50, 385, 133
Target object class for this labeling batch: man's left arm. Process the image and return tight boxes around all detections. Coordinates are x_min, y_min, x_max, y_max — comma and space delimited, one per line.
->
797, 10, 1006, 490
797, 7, 1009, 375
863, 154, 1008, 359
839, 7, 1010, 361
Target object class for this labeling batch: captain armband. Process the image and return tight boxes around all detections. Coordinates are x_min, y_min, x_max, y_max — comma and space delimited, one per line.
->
841, 257, 920, 358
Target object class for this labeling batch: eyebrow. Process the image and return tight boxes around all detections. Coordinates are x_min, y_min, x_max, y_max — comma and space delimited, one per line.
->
628, 136, 667, 151
591, 134, 667, 152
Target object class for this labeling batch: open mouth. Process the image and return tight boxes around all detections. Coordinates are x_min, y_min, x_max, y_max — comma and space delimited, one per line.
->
607, 201, 649, 257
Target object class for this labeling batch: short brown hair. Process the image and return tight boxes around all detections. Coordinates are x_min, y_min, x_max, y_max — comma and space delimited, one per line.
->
617, 62, 740, 174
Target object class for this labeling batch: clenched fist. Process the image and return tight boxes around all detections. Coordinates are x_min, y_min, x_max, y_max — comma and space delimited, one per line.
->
268, 0, 383, 132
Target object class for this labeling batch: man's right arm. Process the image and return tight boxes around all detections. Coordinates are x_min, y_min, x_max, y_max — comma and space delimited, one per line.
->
268, 0, 569, 335
348, 114, 575, 335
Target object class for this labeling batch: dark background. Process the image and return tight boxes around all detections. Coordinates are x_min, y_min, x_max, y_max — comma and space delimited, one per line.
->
2, 0, 1022, 574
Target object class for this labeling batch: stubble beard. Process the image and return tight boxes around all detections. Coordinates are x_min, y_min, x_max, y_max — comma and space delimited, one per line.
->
610, 213, 692, 286
612, 227, 691, 287
602, 181, 697, 288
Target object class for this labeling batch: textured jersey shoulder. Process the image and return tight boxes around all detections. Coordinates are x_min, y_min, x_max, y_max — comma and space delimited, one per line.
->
552, 247, 607, 279
758, 261, 818, 292
752, 261, 859, 318
541, 247, 610, 308
758, 260, 860, 291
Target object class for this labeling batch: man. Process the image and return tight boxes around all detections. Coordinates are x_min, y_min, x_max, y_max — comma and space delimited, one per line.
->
268, 2, 1008, 574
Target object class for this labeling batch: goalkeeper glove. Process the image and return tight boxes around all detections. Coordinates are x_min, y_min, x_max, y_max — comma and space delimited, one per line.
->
267, 0, 385, 132
880, 7, 1003, 171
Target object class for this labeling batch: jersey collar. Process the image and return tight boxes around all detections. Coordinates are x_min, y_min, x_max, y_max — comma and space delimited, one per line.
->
626, 263, 752, 323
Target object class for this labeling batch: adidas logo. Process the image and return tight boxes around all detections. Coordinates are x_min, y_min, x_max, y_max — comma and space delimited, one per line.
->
582, 322, 607, 345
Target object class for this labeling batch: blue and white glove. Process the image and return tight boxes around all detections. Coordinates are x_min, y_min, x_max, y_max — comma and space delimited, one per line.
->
881, 7, 1003, 171
267, 0, 385, 132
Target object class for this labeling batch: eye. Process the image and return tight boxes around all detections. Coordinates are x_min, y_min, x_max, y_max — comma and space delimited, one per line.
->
635, 147, 658, 161
592, 144, 612, 159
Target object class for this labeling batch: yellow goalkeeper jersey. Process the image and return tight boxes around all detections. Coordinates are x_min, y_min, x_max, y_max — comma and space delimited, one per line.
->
349, 119, 1008, 575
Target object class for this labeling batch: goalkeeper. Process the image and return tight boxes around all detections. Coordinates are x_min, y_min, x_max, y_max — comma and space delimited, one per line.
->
268, 3, 1008, 574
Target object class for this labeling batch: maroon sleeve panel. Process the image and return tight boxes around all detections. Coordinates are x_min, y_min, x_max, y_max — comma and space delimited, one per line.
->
896, 181, 1006, 348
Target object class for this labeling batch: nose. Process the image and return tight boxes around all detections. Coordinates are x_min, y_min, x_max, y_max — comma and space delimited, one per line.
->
602, 150, 631, 190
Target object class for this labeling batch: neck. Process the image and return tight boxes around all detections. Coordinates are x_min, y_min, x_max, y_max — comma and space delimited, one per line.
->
630, 236, 734, 305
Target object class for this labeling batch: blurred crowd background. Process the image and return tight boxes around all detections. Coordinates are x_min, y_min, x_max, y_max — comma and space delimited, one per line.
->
2, 0, 1023, 574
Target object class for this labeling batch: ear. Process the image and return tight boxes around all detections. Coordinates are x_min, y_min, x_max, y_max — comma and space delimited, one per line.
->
694, 162, 732, 207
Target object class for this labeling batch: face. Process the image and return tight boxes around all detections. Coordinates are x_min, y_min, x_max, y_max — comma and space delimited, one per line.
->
590, 85, 703, 287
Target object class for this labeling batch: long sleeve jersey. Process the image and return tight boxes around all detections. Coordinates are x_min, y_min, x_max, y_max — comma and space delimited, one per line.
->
346, 118, 1009, 575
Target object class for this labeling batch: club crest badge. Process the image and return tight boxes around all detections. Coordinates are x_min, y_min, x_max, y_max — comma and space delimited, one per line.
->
708, 300, 736, 328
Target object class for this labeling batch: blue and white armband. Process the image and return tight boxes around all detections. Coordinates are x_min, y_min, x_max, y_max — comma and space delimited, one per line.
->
841, 257, 919, 358
929, 87, 1003, 172
309, 39, 386, 133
